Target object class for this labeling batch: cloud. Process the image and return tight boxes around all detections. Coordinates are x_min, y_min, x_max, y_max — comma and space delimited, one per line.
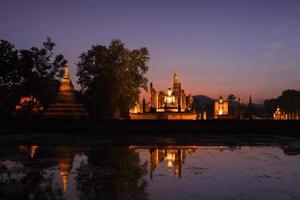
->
264, 41, 284, 56
269, 41, 283, 49
274, 24, 288, 34
278, 62, 295, 70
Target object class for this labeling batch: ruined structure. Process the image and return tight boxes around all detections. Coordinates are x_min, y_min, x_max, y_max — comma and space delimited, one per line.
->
129, 72, 196, 120
43, 63, 88, 119
273, 105, 299, 120
149, 72, 193, 112
214, 96, 229, 119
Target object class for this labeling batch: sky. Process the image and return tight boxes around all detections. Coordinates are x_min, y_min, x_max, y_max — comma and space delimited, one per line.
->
1, 0, 300, 103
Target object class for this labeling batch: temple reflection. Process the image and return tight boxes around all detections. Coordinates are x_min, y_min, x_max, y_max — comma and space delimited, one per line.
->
18, 144, 78, 195
19, 144, 39, 158
129, 146, 197, 179
56, 148, 75, 193
0, 141, 299, 199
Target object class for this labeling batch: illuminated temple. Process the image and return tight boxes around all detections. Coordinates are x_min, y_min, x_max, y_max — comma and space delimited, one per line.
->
150, 72, 193, 112
130, 72, 196, 120
214, 96, 229, 119
44, 64, 88, 119
273, 105, 299, 120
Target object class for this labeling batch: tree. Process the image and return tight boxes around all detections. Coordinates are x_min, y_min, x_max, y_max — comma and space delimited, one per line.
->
227, 94, 236, 103
0, 40, 19, 88
18, 38, 66, 106
278, 90, 300, 111
0, 40, 19, 117
264, 89, 300, 117
264, 98, 277, 117
0, 38, 66, 118
76, 39, 149, 119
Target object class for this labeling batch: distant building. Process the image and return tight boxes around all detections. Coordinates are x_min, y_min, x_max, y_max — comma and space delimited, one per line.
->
198, 111, 207, 120
273, 106, 285, 120
130, 72, 196, 120
13, 96, 43, 117
236, 97, 246, 119
214, 96, 229, 119
129, 101, 141, 114
273, 105, 299, 120
149, 72, 193, 113
244, 95, 255, 119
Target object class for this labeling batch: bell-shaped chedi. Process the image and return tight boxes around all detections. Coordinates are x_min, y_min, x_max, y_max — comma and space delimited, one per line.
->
44, 63, 88, 119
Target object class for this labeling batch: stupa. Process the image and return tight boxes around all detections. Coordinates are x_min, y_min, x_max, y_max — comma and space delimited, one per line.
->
44, 63, 88, 119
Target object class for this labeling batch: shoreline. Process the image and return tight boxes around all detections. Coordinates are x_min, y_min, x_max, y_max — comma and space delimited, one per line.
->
0, 120, 299, 136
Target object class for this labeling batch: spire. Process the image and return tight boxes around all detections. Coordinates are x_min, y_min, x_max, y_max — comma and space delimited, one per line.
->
63, 63, 70, 80
246, 94, 255, 119
174, 71, 179, 85
249, 94, 253, 105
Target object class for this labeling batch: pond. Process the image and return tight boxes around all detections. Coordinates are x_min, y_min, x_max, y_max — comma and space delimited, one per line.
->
0, 134, 300, 200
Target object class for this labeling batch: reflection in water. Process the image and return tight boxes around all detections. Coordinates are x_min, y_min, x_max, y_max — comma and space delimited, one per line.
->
19, 145, 75, 193
129, 146, 197, 179
0, 138, 300, 200
1, 145, 63, 200
56, 148, 75, 193
19, 145, 39, 158
75, 146, 148, 200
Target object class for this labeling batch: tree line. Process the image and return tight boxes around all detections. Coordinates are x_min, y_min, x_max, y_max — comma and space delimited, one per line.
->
0, 38, 66, 118
0, 38, 149, 119
264, 90, 300, 117
1, 38, 299, 119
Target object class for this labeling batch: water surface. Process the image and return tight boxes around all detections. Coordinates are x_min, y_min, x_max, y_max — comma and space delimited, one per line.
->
0, 134, 299, 200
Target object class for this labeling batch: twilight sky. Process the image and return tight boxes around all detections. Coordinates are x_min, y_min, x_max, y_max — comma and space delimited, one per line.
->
1, 0, 300, 103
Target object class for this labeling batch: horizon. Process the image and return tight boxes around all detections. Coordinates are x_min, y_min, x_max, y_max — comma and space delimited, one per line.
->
1, 0, 300, 103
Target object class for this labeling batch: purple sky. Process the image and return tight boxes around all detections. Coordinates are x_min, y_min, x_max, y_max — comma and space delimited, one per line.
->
1, 0, 300, 103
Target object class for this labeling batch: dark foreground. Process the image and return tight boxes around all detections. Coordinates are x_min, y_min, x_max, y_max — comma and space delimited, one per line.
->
0, 120, 300, 136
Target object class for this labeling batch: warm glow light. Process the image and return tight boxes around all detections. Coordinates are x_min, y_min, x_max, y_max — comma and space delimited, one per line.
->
214, 96, 228, 117
20, 97, 32, 104
218, 107, 223, 115
166, 152, 175, 169
30, 145, 38, 158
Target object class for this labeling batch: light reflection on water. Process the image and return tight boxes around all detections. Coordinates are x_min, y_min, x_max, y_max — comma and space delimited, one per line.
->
0, 141, 300, 200
136, 146, 300, 200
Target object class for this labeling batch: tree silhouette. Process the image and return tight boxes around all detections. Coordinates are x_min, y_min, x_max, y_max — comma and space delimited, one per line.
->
76, 39, 149, 119
227, 94, 236, 103
264, 89, 300, 117
0, 38, 66, 118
